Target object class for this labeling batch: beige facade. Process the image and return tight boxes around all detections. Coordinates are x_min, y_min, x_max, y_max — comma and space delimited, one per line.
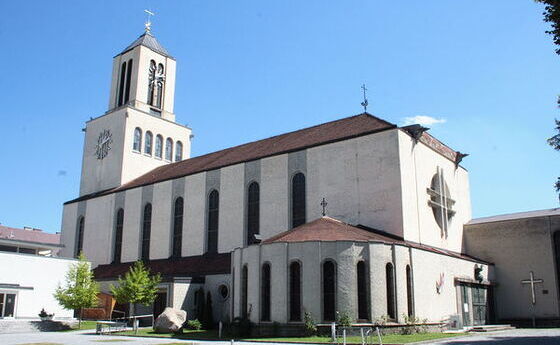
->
464, 209, 560, 324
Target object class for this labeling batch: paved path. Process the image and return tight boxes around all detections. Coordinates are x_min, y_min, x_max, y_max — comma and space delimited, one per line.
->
0, 328, 559, 345
428, 328, 560, 344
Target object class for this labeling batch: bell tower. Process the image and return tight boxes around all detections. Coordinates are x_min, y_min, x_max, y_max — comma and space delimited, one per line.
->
78, 27, 192, 196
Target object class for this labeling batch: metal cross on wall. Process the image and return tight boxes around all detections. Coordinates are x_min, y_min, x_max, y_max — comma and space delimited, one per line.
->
521, 271, 544, 305
320, 198, 328, 216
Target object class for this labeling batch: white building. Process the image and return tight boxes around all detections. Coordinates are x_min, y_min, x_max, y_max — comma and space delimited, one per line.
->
0, 226, 77, 319
59, 27, 498, 329
58, 25, 560, 329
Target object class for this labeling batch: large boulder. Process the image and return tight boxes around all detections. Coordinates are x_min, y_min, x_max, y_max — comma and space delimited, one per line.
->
153, 307, 187, 333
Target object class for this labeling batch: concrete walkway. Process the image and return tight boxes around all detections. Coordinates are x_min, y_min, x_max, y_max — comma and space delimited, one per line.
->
0, 328, 559, 345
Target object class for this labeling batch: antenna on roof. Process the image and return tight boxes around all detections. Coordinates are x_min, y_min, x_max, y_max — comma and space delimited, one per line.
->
144, 9, 155, 33
360, 84, 369, 113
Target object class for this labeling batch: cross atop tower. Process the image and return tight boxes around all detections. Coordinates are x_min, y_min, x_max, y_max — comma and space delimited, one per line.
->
144, 9, 155, 33
360, 84, 369, 112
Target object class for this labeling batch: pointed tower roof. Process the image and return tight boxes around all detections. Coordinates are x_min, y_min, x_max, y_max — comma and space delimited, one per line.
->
118, 32, 172, 58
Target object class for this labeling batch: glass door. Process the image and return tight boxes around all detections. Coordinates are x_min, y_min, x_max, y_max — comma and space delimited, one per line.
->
0, 294, 4, 317
461, 285, 471, 326
472, 286, 487, 325
0, 293, 15, 318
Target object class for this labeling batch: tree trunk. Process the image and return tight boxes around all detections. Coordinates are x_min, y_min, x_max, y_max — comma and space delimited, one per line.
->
79, 308, 83, 329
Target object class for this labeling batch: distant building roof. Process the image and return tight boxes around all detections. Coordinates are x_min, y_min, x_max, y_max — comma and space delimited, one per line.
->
0, 225, 61, 246
262, 216, 490, 264
467, 208, 560, 225
118, 32, 172, 58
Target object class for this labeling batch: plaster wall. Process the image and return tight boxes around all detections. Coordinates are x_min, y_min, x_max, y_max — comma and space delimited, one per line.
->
0, 252, 80, 318
397, 130, 471, 252
204, 274, 232, 323
150, 180, 173, 260
184, 172, 206, 256
219, 164, 245, 253
260, 155, 289, 240
81, 194, 115, 266
307, 130, 403, 236
411, 247, 489, 322
122, 188, 142, 263
464, 216, 560, 320
60, 202, 78, 258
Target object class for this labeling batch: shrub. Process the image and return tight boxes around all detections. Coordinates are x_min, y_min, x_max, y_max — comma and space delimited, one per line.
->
304, 311, 317, 336
229, 317, 253, 337
186, 319, 202, 330
337, 311, 353, 328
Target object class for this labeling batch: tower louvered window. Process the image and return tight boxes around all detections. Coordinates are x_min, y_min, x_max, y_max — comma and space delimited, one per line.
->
148, 60, 164, 108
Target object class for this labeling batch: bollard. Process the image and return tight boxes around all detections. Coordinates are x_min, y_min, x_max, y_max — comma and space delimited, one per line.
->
231, 339, 234, 345
360, 327, 365, 345
219, 321, 223, 338
376, 326, 382, 345
343, 329, 346, 345
331, 322, 336, 342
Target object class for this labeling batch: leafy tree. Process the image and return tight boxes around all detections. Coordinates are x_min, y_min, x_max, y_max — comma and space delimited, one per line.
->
548, 118, 560, 195
54, 253, 99, 328
535, 1, 560, 54
110, 261, 161, 318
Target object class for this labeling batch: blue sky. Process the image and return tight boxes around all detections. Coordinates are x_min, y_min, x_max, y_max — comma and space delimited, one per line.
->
0, 1, 558, 233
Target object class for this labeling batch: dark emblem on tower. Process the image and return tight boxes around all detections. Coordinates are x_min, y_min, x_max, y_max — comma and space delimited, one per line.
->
95, 129, 113, 160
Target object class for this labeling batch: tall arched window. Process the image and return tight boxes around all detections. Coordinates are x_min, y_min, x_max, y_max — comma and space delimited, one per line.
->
165, 138, 173, 161
144, 131, 153, 155
247, 182, 260, 245
113, 209, 124, 263
357, 261, 369, 320
261, 263, 271, 321
289, 261, 302, 321
124, 59, 133, 104
207, 190, 219, 253
242, 265, 248, 317
141, 203, 152, 260
117, 61, 127, 106
75, 216, 85, 258
386, 263, 396, 319
291, 173, 306, 228
133, 128, 142, 151
156, 63, 164, 108
148, 60, 156, 106
406, 265, 414, 317
172, 197, 184, 257
155, 135, 163, 158
175, 141, 183, 162
323, 260, 336, 321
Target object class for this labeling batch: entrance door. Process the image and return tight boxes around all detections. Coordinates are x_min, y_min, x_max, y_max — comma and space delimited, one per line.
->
0, 293, 16, 318
472, 286, 487, 325
153, 292, 167, 319
460, 285, 471, 326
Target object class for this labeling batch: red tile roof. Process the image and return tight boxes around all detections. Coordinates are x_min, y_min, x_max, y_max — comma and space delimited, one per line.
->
262, 217, 490, 264
0, 225, 61, 246
262, 217, 399, 244
93, 253, 231, 280
67, 112, 462, 204
67, 113, 396, 204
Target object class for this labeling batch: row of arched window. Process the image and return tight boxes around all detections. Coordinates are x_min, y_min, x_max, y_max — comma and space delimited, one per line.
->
240, 261, 414, 322
75, 172, 307, 260
133, 127, 183, 162
116, 59, 133, 107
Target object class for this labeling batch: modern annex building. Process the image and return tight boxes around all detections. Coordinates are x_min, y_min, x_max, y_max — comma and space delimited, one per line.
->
58, 28, 560, 328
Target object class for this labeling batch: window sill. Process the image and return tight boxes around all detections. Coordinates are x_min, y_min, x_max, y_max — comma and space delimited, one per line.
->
132, 149, 141, 154
143, 153, 152, 157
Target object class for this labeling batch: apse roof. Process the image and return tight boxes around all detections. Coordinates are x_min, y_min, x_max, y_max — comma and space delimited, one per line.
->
262, 216, 490, 264
118, 32, 172, 58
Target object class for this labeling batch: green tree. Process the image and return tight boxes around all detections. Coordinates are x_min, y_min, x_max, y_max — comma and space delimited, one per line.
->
535, 1, 560, 54
54, 253, 99, 328
110, 261, 161, 318
548, 118, 560, 195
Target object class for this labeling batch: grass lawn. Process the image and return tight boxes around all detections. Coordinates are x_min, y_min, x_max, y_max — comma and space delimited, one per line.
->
115, 328, 468, 344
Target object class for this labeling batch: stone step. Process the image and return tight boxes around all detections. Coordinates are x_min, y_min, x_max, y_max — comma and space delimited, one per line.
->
0, 320, 74, 333
468, 324, 515, 332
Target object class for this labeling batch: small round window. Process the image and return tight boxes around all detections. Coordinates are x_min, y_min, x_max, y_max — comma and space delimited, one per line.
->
218, 284, 229, 301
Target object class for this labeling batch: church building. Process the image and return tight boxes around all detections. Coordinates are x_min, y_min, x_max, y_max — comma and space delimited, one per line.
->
60, 27, 542, 329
